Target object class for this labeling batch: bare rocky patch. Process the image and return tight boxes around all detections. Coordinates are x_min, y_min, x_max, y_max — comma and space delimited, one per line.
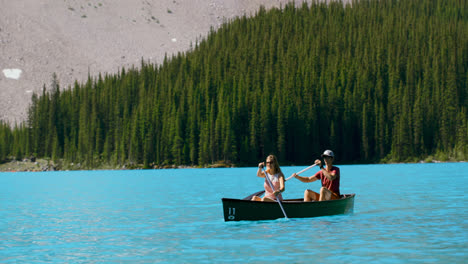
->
0, 0, 341, 124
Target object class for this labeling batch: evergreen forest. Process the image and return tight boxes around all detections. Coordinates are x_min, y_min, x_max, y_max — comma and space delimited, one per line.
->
0, 0, 466, 169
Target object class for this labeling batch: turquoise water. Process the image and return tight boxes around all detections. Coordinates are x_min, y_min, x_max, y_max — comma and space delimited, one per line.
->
1, 163, 467, 263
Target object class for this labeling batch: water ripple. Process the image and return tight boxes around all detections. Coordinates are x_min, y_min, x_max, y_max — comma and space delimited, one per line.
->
1, 163, 467, 263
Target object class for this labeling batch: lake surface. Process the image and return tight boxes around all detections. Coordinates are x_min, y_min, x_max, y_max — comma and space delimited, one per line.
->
1, 163, 467, 263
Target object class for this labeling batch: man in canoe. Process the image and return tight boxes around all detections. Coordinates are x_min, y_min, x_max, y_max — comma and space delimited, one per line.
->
251, 155, 286, 202
291, 150, 340, 201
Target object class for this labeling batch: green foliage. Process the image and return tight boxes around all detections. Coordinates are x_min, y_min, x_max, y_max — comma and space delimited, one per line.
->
1, 0, 467, 167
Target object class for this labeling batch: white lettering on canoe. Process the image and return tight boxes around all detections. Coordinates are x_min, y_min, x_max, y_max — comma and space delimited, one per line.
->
228, 207, 235, 220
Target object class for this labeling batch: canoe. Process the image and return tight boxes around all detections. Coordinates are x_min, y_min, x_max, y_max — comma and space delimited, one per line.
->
222, 191, 355, 221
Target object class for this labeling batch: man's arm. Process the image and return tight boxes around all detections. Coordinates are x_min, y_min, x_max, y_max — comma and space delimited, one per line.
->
293, 173, 318, 183
316, 159, 336, 181
321, 168, 337, 181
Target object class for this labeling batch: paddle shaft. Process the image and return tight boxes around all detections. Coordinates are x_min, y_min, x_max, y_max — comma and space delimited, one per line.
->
285, 163, 317, 181
262, 167, 288, 218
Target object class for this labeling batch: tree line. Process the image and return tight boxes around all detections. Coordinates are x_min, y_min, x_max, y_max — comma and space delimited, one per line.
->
0, 0, 466, 168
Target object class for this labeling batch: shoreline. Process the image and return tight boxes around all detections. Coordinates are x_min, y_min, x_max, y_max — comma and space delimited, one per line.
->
0, 158, 465, 172
0, 159, 237, 172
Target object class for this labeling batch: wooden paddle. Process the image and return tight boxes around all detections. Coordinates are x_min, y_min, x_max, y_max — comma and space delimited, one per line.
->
246, 164, 318, 198
262, 167, 288, 219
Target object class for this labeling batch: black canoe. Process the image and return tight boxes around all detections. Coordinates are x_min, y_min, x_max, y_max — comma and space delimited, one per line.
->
222, 191, 355, 221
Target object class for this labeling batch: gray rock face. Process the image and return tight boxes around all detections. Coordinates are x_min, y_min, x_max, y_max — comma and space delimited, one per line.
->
1, 0, 328, 124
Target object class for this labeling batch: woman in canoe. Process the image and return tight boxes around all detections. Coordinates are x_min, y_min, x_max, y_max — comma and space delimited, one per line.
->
251, 155, 285, 202
291, 150, 340, 201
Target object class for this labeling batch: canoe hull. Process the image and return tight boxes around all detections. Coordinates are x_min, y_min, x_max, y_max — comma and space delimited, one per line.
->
222, 194, 355, 221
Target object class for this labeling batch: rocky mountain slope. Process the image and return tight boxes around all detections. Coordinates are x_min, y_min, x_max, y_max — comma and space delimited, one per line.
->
1, 0, 325, 124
